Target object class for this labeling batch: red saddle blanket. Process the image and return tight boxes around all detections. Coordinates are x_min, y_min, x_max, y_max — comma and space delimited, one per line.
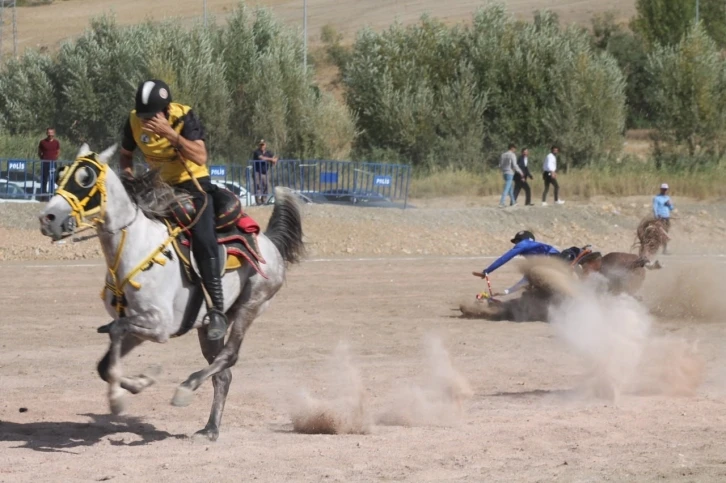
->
176, 214, 266, 279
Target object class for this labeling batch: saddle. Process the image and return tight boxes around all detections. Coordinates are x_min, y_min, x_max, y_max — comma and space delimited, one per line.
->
165, 187, 267, 282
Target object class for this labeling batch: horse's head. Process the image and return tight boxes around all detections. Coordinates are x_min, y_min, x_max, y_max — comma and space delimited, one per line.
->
39, 143, 117, 241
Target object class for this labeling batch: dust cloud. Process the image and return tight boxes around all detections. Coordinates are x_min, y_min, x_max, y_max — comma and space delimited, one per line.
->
288, 336, 472, 434
642, 263, 726, 321
549, 276, 705, 402
289, 343, 372, 435
376, 335, 473, 427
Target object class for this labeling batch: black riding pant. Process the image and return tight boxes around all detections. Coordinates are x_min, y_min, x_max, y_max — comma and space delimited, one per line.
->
542, 171, 559, 202
175, 176, 218, 262
513, 174, 531, 205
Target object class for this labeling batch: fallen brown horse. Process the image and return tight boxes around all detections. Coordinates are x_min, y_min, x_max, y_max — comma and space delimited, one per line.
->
580, 251, 662, 295
461, 252, 662, 321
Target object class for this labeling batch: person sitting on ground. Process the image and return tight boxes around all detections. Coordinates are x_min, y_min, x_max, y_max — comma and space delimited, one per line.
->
652, 182, 674, 255
480, 230, 560, 295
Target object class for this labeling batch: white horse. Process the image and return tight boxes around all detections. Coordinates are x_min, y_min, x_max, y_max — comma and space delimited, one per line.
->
39, 144, 304, 441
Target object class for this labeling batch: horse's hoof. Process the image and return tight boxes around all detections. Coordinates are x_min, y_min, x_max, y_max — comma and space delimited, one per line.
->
171, 386, 194, 407
109, 395, 126, 415
192, 427, 219, 443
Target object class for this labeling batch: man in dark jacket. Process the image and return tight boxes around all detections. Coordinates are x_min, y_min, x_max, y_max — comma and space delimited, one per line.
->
252, 139, 278, 205
513, 148, 534, 206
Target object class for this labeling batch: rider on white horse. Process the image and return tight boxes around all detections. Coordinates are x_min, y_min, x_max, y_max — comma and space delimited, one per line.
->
480, 230, 563, 295
119, 79, 227, 341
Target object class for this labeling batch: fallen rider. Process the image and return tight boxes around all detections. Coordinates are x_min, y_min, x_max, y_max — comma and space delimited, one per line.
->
479, 230, 598, 297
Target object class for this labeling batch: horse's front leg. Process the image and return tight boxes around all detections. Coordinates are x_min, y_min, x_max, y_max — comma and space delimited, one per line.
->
192, 328, 230, 442
103, 309, 168, 415
98, 335, 158, 394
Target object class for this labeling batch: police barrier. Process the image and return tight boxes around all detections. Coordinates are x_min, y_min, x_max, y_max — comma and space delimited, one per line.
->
1, 158, 412, 209
177, 159, 411, 208
0, 159, 74, 201
234, 160, 411, 209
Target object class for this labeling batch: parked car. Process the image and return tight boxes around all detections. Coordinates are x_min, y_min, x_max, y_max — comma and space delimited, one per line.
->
0, 180, 29, 200
0, 170, 43, 195
211, 180, 257, 207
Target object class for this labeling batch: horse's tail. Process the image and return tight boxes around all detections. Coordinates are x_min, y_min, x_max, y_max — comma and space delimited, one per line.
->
265, 187, 305, 265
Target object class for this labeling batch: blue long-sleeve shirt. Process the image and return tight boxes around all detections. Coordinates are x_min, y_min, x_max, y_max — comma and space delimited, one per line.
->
482, 239, 560, 275
653, 194, 674, 219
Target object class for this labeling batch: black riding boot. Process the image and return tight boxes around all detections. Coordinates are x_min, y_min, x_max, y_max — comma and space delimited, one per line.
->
198, 256, 228, 341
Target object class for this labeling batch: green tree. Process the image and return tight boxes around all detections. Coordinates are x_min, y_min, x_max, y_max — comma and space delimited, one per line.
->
591, 12, 652, 128
0, 51, 56, 135
344, 5, 626, 168
0, 2, 355, 162
646, 25, 726, 166
632, 0, 726, 47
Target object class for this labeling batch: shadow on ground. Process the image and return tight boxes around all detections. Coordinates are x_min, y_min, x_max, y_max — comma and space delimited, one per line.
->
0, 413, 186, 453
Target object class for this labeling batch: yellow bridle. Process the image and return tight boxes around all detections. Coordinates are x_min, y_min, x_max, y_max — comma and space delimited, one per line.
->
55, 155, 109, 232
55, 154, 180, 317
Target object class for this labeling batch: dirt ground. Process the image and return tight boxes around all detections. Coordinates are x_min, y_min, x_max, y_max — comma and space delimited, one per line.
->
1, 194, 726, 481
3, 194, 726, 262
9, 0, 635, 56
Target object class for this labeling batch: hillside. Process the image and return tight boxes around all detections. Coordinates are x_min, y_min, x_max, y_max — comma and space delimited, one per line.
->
4, 0, 636, 56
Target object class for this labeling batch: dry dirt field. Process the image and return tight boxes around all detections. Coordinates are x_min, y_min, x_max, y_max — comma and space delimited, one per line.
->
8, 0, 636, 56
1, 197, 726, 481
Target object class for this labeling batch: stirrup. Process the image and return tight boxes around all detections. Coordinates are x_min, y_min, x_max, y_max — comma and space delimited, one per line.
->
205, 308, 228, 341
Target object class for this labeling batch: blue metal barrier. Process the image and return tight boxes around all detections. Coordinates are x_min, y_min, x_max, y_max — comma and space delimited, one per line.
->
209, 160, 412, 209
0, 159, 74, 201
1, 158, 412, 208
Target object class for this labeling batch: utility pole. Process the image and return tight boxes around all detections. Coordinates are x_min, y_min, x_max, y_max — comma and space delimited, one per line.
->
0, 1, 4, 61
696, 0, 700, 24
12, 0, 17, 58
203, 0, 208, 27
303, 0, 307, 71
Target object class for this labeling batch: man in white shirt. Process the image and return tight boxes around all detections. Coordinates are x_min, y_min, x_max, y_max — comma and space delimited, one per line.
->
542, 145, 564, 206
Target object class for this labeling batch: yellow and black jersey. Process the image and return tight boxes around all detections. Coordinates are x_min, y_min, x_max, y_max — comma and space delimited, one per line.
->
121, 102, 209, 185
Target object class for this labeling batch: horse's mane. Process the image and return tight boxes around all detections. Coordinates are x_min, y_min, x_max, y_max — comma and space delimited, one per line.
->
121, 169, 191, 220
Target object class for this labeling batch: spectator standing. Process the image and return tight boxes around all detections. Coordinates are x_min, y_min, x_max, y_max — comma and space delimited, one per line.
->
38, 127, 60, 199
653, 182, 674, 255
513, 147, 534, 206
541, 145, 564, 206
252, 139, 278, 205
499, 143, 523, 208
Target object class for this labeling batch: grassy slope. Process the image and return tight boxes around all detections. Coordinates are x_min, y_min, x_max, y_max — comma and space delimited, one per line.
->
9, 0, 635, 55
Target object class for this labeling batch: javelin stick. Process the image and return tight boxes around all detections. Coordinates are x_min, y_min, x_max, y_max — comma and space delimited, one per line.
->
472, 271, 500, 303
485, 273, 494, 298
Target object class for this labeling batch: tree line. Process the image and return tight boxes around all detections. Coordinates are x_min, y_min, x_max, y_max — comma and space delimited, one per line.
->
0, 1, 724, 171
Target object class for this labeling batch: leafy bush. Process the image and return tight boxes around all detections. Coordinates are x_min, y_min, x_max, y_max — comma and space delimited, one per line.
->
645, 25, 726, 167
343, 6, 626, 169
0, 3, 355, 162
591, 12, 652, 129
633, 0, 726, 48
